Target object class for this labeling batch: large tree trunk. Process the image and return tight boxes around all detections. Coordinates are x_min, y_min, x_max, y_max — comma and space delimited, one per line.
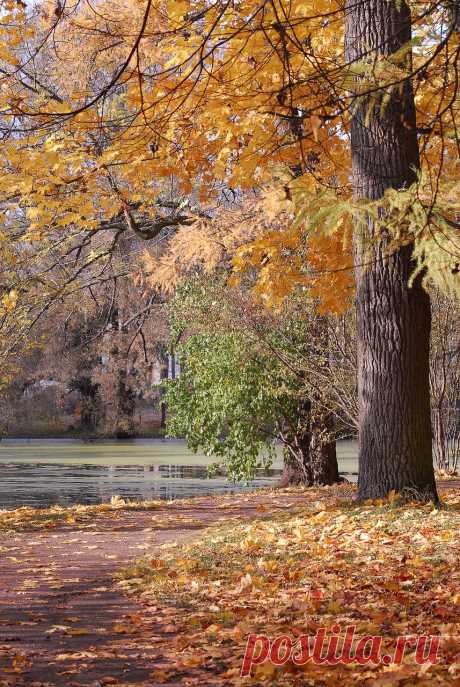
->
345, 1, 438, 500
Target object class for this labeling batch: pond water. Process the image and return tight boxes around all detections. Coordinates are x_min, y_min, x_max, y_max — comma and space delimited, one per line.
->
0, 439, 359, 509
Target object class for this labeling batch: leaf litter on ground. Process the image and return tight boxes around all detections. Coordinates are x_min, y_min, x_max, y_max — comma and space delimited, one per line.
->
117, 485, 460, 685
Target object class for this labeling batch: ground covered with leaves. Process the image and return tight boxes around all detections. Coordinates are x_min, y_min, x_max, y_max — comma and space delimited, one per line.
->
0, 489, 309, 685
1, 485, 459, 686
119, 485, 460, 686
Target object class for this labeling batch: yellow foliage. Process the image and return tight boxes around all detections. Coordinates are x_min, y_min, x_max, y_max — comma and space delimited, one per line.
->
0, 0, 456, 317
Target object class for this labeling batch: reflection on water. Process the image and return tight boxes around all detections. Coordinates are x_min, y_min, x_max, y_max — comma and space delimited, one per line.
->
0, 439, 359, 509
0, 462, 281, 509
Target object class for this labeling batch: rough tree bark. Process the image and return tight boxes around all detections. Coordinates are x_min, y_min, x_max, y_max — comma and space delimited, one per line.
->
345, 0, 438, 500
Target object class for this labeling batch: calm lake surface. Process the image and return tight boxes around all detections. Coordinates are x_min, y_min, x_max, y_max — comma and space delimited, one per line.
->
0, 439, 359, 509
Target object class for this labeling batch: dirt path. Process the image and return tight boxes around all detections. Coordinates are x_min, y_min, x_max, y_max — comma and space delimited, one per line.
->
1, 482, 457, 686
0, 491, 313, 686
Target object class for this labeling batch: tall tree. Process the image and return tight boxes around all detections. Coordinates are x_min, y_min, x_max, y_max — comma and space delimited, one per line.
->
345, 0, 438, 500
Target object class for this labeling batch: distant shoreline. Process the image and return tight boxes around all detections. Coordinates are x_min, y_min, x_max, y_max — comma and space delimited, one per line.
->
0, 435, 175, 443
0, 430, 167, 442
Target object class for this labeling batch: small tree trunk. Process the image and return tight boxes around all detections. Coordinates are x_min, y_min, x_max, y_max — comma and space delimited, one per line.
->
280, 435, 310, 486
80, 397, 97, 433
115, 369, 136, 438
279, 403, 340, 486
159, 360, 168, 429
71, 375, 102, 434
280, 436, 340, 487
160, 400, 167, 429
432, 408, 447, 472
345, 0, 438, 501
308, 422, 340, 485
